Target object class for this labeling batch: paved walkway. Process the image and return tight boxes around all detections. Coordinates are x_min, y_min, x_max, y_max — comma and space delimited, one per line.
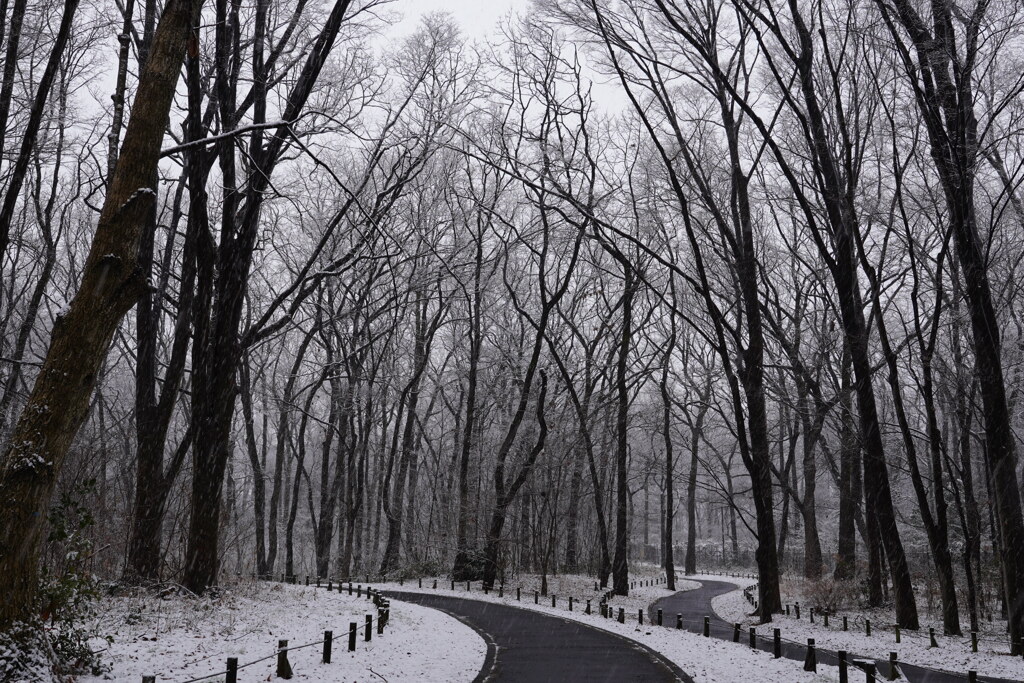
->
650, 577, 1013, 683
385, 590, 692, 683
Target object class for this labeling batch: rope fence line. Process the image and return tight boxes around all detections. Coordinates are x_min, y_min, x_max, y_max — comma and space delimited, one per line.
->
738, 578, 1020, 651
141, 579, 392, 683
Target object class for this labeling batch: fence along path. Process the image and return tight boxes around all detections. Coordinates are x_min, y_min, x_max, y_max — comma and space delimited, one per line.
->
139, 579, 390, 683
651, 575, 1017, 683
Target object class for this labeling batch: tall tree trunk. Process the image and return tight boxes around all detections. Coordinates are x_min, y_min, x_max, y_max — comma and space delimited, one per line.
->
0, 0, 203, 627
612, 267, 635, 597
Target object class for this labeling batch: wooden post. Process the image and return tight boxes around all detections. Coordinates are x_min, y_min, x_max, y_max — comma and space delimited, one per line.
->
866, 619, 871, 636
618, 607, 625, 623
843, 615, 849, 631
348, 582, 353, 595
433, 579, 437, 589
569, 596, 573, 611
733, 623, 740, 642
824, 612, 829, 628
838, 650, 848, 683
377, 609, 385, 635
854, 659, 876, 682
773, 628, 781, 658
535, 590, 539, 604
804, 638, 816, 672
327, 579, 332, 592
677, 614, 683, 630
467, 581, 471, 591
357, 584, 362, 597
895, 625, 900, 643
703, 616, 709, 637
971, 631, 978, 653
451, 580, 455, 590
638, 609, 644, 625
552, 595, 556, 608
968, 671, 977, 683
586, 599, 592, 614
786, 604, 791, 616
277, 640, 293, 679
349, 623, 357, 651
143, 677, 156, 683
929, 627, 937, 648
810, 607, 815, 623
749, 626, 756, 649
657, 608, 662, 626
887, 652, 898, 681
499, 585, 504, 598
418, 577, 422, 588
322, 632, 333, 664
795, 602, 801, 619
517, 587, 521, 601
365, 614, 372, 642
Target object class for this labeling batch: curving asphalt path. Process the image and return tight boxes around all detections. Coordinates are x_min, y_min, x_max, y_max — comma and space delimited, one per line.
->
649, 577, 1016, 683
385, 590, 692, 682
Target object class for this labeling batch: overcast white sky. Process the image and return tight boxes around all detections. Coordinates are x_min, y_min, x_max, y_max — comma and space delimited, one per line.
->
385, 0, 529, 39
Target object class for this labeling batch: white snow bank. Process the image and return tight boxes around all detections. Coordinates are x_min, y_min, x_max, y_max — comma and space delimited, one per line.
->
79, 582, 485, 683
377, 580, 841, 682
711, 583, 1022, 681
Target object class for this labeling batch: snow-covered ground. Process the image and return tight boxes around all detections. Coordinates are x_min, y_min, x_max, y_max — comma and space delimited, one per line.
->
711, 577, 1023, 681
78, 581, 485, 683
378, 577, 842, 682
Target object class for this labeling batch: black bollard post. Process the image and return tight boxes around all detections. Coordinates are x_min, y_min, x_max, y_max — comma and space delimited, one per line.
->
838, 650, 848, 683
365, 615, 372, 642
142, 678, 156, 683
795, 602, 801, 619
887, 652, 898, 681
618, 607, 625, 624
227, 659, 239, 683
929, 627, 938, 648
433, 579, 438, 589
323, 631, 333, 664
968, 671, 977, 683
517, 587, 521, 601
639, 609, 644, 625
824, 612, 829, 628
348, 582, 353, 595
971, 631, 978, 653
535, 591, 539, 604
348, 623, 357, 651
749, 627, 756, 649
467, 581, 471, 591
327, 579, 333, 592
378, 610, 385, 635
854, 659, 876, 682
552, 595, 557, 608
773, 628, 781, 658
657, 609, 663, 626
733, 623, 740, 642
586, 599, 591, 614
786, 604, 791, 616
804, 639, 816, 672
810, 608, 815, 624
419, 577, 422, 588
703, 616, 710, 637
866, 619, 871, 637
894, 625, 900, 644
569, 596, 573, 611
677, 614, 683, 630
277, 640, 293, 679
843, 615, 849, 631
451, 580, 455, 590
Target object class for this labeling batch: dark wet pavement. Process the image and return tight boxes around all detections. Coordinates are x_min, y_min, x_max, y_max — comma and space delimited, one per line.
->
385, 590, 693, 682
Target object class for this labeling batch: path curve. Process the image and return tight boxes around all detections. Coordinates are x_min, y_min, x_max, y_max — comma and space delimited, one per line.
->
649, 577, 1014, 683
385, 590, 693, 683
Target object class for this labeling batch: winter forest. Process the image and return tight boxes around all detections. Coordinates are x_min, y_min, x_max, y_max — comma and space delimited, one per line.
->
1, 0, 1024, 681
